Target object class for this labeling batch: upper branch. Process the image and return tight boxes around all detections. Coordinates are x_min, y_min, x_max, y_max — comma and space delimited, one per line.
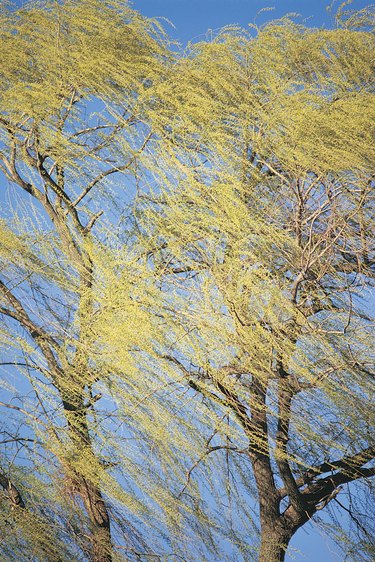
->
71, 131, 153, 208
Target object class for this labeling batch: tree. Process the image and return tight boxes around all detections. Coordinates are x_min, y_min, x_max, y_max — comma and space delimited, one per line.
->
133, 6, 375, 561
0, 2, 182, 561
0, 1, 374, 562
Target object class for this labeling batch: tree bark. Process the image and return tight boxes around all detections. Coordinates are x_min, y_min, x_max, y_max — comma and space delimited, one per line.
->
259, 520, 293, 562
60, 384, 112, 562
81, 477, 112, 562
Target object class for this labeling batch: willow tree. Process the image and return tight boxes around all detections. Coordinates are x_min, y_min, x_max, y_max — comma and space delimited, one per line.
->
1, 1, 374, 562
0, 2, 199, 561
131, 6, 375, 562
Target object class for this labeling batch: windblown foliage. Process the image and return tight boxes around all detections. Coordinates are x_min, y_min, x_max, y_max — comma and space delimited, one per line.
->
0, 2, 374, 562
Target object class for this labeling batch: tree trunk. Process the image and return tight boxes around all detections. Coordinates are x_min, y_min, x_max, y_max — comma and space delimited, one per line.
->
258, 520, 293, 562
62, 389, 112, 562
80, 477, 112, 562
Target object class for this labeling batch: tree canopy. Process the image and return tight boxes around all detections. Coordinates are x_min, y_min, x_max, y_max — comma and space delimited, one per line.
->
0, 1, 374, 561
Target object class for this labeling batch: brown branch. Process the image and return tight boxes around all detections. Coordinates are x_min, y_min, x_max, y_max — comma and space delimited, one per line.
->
68, 124, 116, 139
163, 355, 250, 426
71, 161, 135, 208
164, 354, 279, 518
177, 444, 242, 498
334, 497, 374, 539
84, 210, 104, 233
278, 446, 375, 501
35, 161, 88, 239
0, 437, 34, 445
0, 280, 64, 389
0, 142, 38, 197
177, 429, 218, 498
282, 446, 375, 529
0, 472, 25, 508
0, 140, 86, 266
275, 383, 307, 513
310, 446, 375, 477
0, 281, 58, 348
37, 163, 73, 207
302, 466, 375, 512
71, 132, 153, 208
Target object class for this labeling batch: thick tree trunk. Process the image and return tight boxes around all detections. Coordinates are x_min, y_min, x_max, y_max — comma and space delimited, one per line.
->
80, 477, 112, 562
246, 379, 295, 562
62, 389, 112, 562
258, 520, 293, 562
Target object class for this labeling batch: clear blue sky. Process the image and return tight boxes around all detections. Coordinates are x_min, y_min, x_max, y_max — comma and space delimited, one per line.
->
133, 0, 370, 43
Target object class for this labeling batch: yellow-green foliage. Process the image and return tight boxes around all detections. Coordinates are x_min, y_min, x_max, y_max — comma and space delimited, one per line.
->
0, 0, 167, 119
153, 20, 374, 173
0, 1, 374, 561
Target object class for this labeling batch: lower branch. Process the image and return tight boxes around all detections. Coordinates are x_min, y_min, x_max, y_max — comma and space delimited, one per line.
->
0, 471, 25, 508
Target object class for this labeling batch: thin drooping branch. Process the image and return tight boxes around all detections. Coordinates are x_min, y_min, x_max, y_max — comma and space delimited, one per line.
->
165, 354, 280, 520
0, 281, 59, 347
0, 215, 111, 562
71, 131, 153, 208
0, 470, 70, 562
0, 280, 65, 392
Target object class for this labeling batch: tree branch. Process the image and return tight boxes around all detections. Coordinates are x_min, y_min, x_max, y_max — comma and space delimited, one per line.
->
0, 472, 26, 508
278, 446, 375, 501
71, 131, 153, 208
275, 383, 307, 513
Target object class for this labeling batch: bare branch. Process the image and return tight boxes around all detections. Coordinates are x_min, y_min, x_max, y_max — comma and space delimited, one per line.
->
71, 132, 153, 208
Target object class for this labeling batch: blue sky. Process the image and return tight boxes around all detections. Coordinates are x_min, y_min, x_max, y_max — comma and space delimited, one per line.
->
133, 0, 370, 43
